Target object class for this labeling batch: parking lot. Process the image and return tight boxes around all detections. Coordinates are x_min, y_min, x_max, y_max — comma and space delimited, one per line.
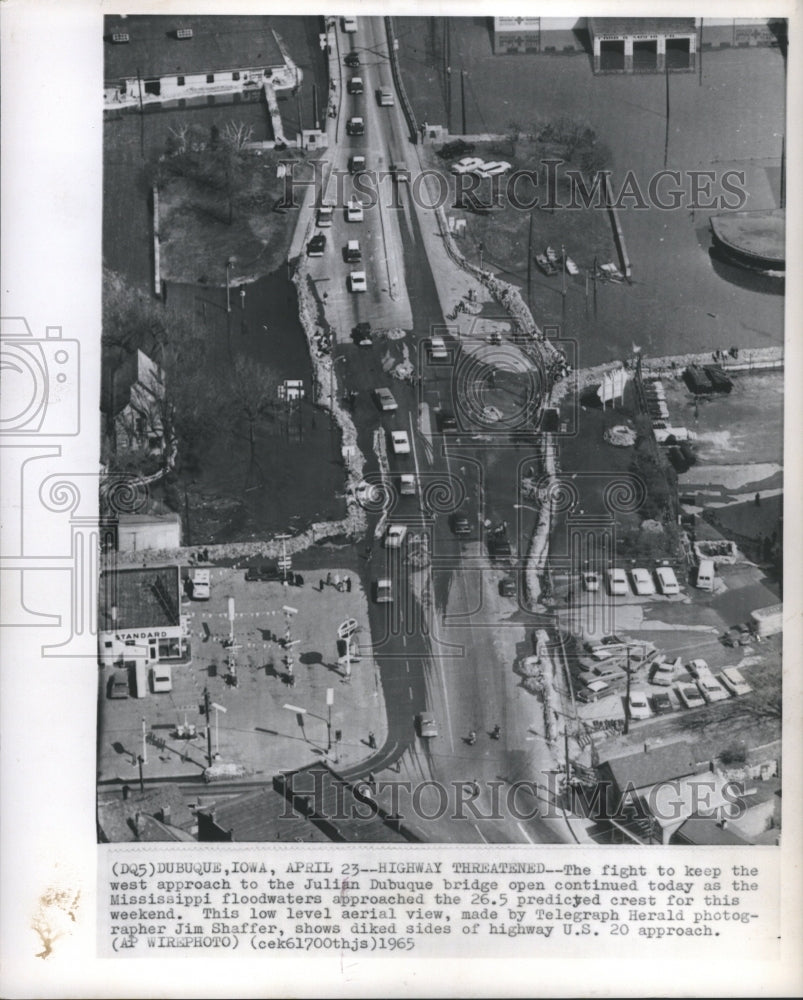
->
97, 564, 386, 784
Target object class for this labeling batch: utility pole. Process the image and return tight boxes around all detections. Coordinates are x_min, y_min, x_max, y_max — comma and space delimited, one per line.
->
203, 687, 213, 766
460, 70, 467, 135
527, 211, 534, 312
698, 18, 703, 85
663, 60, 670, 169
136, 68, 145, 159
623, 649, 632, 735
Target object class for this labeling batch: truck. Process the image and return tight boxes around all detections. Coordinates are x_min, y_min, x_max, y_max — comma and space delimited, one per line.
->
133, 659, 148, 699
749, 603, 783, 638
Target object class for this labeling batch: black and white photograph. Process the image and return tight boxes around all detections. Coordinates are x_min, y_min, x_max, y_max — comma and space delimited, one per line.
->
97, 11, 786, 848
1, 3, 802, 996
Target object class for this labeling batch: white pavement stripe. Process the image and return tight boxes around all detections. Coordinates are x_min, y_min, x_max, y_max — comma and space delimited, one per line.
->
517, 821, 536, 844
472, 822, 488, 844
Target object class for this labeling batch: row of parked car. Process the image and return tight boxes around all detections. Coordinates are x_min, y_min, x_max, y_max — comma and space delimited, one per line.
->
582, 565, 680, 597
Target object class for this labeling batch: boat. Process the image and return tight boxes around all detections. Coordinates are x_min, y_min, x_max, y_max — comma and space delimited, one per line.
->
535, 253, 558, 276
598, 261, 624, 282
565, 256, 579, 275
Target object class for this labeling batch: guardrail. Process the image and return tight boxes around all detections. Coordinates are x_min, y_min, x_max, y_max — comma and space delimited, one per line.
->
384, 16, 418, 144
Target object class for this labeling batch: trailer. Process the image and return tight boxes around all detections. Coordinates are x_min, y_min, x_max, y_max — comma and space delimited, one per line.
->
749, 604, 783, 638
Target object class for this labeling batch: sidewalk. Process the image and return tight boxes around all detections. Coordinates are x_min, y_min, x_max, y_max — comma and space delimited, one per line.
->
97, 566, 386, 785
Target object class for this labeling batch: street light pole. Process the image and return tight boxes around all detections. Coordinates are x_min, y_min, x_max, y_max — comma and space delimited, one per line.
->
226, 258, 236, 313
623, 649, 632, 735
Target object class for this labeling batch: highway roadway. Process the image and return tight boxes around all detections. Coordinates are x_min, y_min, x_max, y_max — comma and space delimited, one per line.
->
302, 17, 578, 843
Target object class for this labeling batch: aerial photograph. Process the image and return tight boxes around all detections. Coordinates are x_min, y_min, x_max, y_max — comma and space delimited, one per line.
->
97, 14, 785, 846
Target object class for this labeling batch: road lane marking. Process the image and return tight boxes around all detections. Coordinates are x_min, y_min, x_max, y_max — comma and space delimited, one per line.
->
472, 822, 488, 844
517, 821, 536, 844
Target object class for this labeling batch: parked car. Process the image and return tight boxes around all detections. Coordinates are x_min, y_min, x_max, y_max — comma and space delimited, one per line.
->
384, 524, 408, 549
450, 156, 484, 175
723, 624, 753, 648
437, 411, 457, 432
437, 139, 475, 159
476, 160, 512, 177
631, 567, 656, 596
346, 116, 365, 135
651, 691, 674, 715
347, 76, 363, 95
307, 233, 326, 256
374, 578, 393, 603
687, 658, 709, 679
192, 568, 210, 600
348, 270, 367, 292
390, 429, 411, 455
582, 571, 601, 592
655, 565, 680, 595
109, 672, 129, 699
676, 681, 705, 709
720, 666, 752, 696
417, 712, 437, 738
450, 513, 471, 536
627, 689, 652, 720
650, 658, 678, 686
576, 678, 610, 703
374, 387, 398, 411
696, 668, 729, 703
245, 564, 281, 582
499, 577, 517, 598
607, 568, 629, 596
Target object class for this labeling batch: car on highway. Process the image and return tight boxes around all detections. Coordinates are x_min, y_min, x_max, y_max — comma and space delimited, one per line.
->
374, 578, 393, 603
720, 666, 751, 696
450, 156, 485, 175
450, 512, 471, 536
437, 411, 457, 432
607, 568, 629, 596
631, 567, 656, 596
316, 203, 334, 227
345, 238, 362, 263
582, 571, 601, 592
384, 524, 408, 548
676, 681, 705, 709
651, 691, 674, 715
348, 270, 367, 293
374, 387, 398, 411
437, 139, 475, 159
376, 87, 394, 106
627, 689, 652, 720
347, 76, 363, 95
346, 116, 365, 135
349, 154, 366, 174
344, 51, 360, 67
499, 577, 517, 598
390, 162, 409, 182
696, 667, 729, 703
476, 160, 512, 177
390, 429, 411, 455
346, 197, 365, 222
109, 672, 129, 699
417, 712, 438, 738
399, 473, 416, 495
489, 531, 512, 558
576, 678, 610, 703
352, 320, 372, 347
307, 233, 326, 257
342, 15, 358, 32
656, 565, 680, 595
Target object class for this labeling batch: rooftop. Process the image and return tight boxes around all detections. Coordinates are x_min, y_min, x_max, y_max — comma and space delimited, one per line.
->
97, 785, 195, 842
99, 566, 181, 631
198, 787, 330, 843
104, 15, 284, 83
600, 740, 701, 791
588, 17, 697, 38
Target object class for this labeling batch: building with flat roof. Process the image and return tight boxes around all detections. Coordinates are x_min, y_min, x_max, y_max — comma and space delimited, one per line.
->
588, 17, 697, 73
98, 565, 185, 667
104, 15, 287, 106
